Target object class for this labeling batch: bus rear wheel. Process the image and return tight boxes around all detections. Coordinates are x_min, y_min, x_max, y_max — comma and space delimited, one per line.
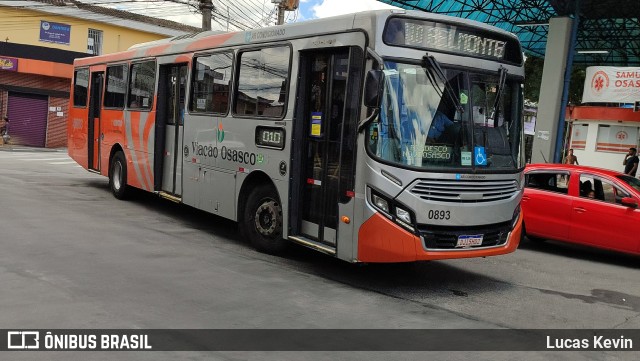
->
242, 186, 286, 254
110, 151, 129, 200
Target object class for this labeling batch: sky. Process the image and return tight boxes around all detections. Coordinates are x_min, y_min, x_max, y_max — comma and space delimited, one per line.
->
110, 0, 399, 30
297, 0, 397, 21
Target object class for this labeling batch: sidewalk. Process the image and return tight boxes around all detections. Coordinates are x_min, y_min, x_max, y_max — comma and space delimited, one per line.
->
0, 144, 67, 153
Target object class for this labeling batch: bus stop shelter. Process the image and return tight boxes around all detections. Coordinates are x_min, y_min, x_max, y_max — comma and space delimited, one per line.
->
379, 0, 640, 163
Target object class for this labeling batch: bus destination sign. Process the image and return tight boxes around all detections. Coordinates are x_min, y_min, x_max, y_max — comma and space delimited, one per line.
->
384, 18, 521, 63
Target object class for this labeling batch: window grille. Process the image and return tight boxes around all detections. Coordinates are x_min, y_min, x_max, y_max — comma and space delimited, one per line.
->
88, 29, 103, 55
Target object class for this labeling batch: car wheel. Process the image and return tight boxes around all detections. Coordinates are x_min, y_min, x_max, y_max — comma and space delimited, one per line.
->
242, 185, 287, 254
110, 151, 129, 200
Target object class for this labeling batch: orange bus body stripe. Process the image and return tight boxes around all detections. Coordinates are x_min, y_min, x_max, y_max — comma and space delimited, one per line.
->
145, 44, 172, 57
358, 213, 522, 263
125, 113, 144, 189
357, 213, 419, 262
185, 33, 236, 52
142, 112, 156, 190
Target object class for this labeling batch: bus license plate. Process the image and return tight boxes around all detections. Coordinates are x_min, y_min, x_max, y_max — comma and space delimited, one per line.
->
456, 235, 483, 248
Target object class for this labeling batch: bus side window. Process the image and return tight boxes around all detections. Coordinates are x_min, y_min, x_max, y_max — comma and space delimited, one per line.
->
190, 52, 233, 114
128, 61, 156, 110
73, 68, 89, 107
104, 65, 127, 109
234, 46, 290, 118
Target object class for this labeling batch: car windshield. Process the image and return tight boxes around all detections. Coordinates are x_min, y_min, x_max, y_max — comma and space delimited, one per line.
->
616, 174, 640, 193
367, 60, 524, 172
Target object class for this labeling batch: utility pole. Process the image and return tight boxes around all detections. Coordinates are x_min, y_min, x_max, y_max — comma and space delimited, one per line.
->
276, 3, 285, 26
199, 0, 214, 31
272, 0, 299, 25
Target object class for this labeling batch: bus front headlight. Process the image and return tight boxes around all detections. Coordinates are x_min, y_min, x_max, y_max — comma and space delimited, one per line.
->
396, 207, 411, 224
368, 187, 416, 233
372, 193, 390, 214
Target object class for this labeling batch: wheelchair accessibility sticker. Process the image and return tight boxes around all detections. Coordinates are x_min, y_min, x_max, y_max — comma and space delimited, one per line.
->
474, 146, 487, 166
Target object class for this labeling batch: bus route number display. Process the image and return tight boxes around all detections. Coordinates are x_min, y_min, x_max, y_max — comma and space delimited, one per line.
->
384, 17, 521, 63
255, 126, 286, 150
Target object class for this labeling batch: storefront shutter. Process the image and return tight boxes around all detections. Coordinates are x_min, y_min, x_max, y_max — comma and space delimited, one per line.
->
7, 92, 49, 147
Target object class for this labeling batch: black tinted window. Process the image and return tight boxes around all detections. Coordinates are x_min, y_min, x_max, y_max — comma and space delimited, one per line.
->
73, 68, 89, 107
526, 172, 569, 194
104, 65, 128, 108
235, 46, 290, 117
128, 61, 156, 109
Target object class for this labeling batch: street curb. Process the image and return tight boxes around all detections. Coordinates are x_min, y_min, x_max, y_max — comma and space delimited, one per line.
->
0, 145, 67, 153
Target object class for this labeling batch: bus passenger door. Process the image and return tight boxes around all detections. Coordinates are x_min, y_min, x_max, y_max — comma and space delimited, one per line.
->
160, 64, 188, 197
292, 48, 362, 247
87, 71, 104, 171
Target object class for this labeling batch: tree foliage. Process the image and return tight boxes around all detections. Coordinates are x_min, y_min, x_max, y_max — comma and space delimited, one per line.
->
524, 55, 586, 105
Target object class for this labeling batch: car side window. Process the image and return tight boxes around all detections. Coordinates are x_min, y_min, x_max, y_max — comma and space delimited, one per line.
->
579, 174, 629, 204
602, 181, 629, 205
525, 172, 569, 194
579, 175, 596, 199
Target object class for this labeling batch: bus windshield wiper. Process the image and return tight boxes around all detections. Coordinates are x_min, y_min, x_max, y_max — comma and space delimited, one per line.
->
490, 66, 508, 127
422, 55, 464, 114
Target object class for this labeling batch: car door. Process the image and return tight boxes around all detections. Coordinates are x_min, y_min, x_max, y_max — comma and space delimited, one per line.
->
522, 170, 572, 241
570, 174, 638, 252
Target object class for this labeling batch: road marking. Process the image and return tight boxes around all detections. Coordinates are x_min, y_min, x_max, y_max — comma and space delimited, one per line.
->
49, 161, 77, 165
23, 158, 71, 161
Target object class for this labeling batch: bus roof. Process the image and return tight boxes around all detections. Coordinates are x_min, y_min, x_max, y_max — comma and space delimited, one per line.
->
73, 9, 520, 67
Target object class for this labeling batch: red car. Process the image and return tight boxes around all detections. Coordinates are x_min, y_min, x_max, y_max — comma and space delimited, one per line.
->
522, 164, 640, 255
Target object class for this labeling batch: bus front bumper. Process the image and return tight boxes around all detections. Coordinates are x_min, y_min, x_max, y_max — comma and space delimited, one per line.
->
357, 212, 522, 263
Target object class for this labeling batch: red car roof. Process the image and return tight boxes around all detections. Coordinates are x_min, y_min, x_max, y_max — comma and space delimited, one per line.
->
525, 163, 624, 178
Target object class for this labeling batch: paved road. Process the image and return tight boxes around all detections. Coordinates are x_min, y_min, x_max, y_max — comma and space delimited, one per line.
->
0, 148, 637, 360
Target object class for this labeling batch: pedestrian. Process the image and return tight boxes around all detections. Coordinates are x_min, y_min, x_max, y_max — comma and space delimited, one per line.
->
623, 147, 639, 176
1, 115, 9, 145
565, 149, 579, 165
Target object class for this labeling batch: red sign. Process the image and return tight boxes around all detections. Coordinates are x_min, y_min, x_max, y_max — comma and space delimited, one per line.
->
591, 71, 609, 94
616, 131, 628, 141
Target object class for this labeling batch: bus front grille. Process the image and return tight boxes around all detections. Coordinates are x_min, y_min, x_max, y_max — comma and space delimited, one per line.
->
418, 222, 511, 250
410, 178, 518, 203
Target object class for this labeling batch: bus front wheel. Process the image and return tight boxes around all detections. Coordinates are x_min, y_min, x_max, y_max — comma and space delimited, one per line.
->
242, 186, 286, 254
110, 151, 129, 200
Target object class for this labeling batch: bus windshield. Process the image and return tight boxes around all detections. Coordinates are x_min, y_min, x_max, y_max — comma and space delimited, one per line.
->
367, 60, 524, 172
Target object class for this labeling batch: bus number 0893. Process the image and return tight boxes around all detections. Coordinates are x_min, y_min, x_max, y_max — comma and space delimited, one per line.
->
428, 210, 450, 220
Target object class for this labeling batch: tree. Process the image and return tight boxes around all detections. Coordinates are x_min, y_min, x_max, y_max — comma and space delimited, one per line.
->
524, 55, 586, 104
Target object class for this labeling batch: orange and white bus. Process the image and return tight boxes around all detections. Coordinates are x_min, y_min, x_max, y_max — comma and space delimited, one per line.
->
69, 9, 525, 262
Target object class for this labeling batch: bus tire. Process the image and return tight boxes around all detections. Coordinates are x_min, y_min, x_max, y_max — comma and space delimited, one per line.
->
242, 185, 286, 254
110, 151, 129, 200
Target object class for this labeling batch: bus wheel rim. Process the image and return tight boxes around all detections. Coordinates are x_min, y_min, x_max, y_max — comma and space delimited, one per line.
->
255, 200, 280, 237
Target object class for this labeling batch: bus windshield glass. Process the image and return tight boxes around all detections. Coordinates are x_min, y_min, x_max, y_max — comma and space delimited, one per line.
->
367, 60, 524, 172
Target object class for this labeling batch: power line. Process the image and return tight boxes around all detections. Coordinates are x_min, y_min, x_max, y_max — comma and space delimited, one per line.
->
0, 0, 283, 32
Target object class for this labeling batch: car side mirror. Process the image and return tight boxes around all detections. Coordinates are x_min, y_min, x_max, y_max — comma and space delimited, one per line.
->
364, 70, 384, 108
620, 197, 638, 208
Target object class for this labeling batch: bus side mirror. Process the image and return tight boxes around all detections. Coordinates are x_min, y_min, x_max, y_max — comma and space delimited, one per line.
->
364, 70, 384, 108
620, 197, 638, 208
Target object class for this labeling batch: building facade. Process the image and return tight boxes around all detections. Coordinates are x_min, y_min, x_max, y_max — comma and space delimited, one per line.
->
565, 66, 640, 173
0, 0, 197, 147
567, 106, 640, 173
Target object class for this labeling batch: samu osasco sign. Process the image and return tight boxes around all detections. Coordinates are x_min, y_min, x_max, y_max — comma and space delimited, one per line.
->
583, 66, 640, 103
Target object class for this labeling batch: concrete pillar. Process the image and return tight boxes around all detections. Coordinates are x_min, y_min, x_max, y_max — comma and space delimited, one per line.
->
531, 17, 574, 163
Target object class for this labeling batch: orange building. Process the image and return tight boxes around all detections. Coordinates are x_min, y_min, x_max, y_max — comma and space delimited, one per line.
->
0, 0, 197, 147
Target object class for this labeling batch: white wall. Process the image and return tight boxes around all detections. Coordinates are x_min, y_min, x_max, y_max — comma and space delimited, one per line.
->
571, 120, 640, 173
